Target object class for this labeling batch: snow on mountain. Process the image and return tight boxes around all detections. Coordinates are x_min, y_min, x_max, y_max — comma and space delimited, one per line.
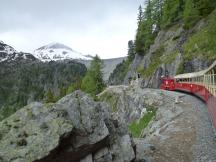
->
0, 41, 37, 62
0, 41, 17, 62
33, 42, 92, 62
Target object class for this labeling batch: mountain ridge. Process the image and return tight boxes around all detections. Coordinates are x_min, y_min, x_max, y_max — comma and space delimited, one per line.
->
33, 42, 92, 62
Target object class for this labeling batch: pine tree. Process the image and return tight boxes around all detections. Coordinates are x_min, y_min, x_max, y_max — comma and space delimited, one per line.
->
135, 4, 145, 55
128, 40, 135, 61
66, 76, 82, 94
197, 0, 214, 16
137, 0, 155, 52
183, 0, 200, 29
45, 89, 55, 103
161, 0, 185, 28
81, 55, 105, 96
137, 5, 143, 26
183, 0, 216, 29
152, 0, 163, 31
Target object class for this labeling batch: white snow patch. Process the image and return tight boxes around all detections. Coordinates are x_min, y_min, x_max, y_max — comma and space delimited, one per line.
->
33, 42, 92, 62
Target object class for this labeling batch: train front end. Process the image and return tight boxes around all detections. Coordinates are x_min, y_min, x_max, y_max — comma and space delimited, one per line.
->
160, 77, 175, 91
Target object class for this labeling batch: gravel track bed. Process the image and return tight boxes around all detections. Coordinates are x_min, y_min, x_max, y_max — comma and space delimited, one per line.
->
182, 95, 216, 162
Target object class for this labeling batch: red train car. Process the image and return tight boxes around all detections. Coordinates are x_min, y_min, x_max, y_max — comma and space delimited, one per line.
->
160, 61, 216, 129
160, 77, 175, 90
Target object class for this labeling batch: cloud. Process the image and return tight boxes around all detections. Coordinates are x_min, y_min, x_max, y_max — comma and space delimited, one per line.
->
0, 0, 143, 59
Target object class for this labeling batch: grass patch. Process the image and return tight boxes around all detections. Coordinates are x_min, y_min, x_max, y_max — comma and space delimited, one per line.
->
137, 46, 179, 77
128, 106, 156, 137
183, 9, 216, 61
0, 106, 17, 121
162, 51, 179, 64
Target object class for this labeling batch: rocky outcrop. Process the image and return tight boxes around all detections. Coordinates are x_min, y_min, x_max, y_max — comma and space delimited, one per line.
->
98, 85, 164, 124
123, 18, 212, 88
123, 54, 144, 85
0, 91, 135, 162
99, 85, 204, 161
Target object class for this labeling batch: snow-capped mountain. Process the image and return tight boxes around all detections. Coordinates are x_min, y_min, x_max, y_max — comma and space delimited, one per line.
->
33, 42, 92, 62
0, 41, 36, 62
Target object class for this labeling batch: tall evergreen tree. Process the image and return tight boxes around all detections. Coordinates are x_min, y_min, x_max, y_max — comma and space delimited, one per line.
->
128, 40, 135, 61
152, 0, 163, 31
183, 0, 200, 29
135, 0, 158, 55
137, 5, 143, 26
197, 0, 215, 16
161, 0, 185, 28
135, 4, 145, 55
81, 55, 105, 96
45, 89, 55, 103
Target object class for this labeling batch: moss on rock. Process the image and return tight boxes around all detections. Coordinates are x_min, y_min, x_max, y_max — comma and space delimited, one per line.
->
98, 91, 119, 113
183, 9, 216, 61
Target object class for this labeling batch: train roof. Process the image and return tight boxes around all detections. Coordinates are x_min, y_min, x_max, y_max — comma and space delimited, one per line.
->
174, 60, 216, 79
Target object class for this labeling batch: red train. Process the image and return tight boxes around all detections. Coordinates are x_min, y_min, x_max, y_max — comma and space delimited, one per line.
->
160, 61, 216, 129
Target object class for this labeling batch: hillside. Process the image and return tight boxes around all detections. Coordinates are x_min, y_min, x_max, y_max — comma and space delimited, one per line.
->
0, 42, 87, 120
79, 57, 125, 81
109, 2, 216, 87
1, 1, 216, 161
33, 42, 125, 82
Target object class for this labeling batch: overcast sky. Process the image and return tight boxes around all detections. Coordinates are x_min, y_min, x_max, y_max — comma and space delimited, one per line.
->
0, 0, 143, 59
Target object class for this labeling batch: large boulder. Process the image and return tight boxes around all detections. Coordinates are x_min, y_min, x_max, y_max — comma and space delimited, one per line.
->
0, 91, 135, 162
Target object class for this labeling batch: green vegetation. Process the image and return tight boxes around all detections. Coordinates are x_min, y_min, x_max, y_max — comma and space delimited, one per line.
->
184, 0, 216, 29
137, 48, 179, 77
162, 51, 179, 64
183, 9, 216, 61
135, 1, 160, 54
137, 46, 164, 77
0, 61, 87, 121
81, 55, 105, 97
128, 106, 156, 137
45, 89, 55, 103
0, 106, 16, 121
176, 61, 184, 74
135, 0, 216, 56
66, 79, 82, 95
161, 0, 184, 28
127, 40, 136, 61
134, 0, 216, 78
98, 91, 119, 112
108, 59, 131, 85
108, 40, 135, 85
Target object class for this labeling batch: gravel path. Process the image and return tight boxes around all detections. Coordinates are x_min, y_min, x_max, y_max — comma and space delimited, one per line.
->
183, 95, 216, 162
137, 90, 216, 162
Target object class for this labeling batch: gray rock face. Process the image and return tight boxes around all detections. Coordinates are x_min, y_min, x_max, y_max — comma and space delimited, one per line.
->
184, 58, 211, 73
0, 91, 135, 162
98, 86, 164, 124
124, 54, 144, 85
79, 57, 126, 82
123, 20, 211, 88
